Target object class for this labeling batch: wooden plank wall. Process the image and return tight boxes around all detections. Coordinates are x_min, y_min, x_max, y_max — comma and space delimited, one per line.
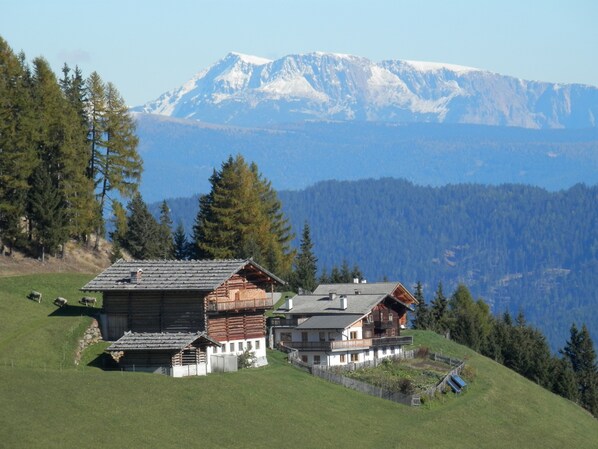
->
208, 312, 265, 342
205, 273, 267, 303
103, 291, 206, 339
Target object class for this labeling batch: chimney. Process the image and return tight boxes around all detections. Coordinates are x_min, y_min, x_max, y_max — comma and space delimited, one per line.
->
340, 294, 348, 310
130, 269, 143, 284
361, 279, 367, 284
353, 277, 359, 284
329, 292, 337, 301
286, 297, 293, 310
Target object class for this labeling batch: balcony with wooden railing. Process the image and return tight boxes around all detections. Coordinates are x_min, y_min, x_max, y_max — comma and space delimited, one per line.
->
268, 317, 299, 327
281, 335, 413, 352
206, 296, 273, 313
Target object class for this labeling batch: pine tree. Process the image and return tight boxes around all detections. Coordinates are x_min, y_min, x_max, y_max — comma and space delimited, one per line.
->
30, 57, 93, 247
27, 165, 68, 261
173, 222, 190, 260
0, 40, 37, 254
193, 155, 294, 276
562, 323, 598, 415
550, 357, 579, 402
448, 284, 492, 352
158, 200, 174, 259
430, 282, 449, 335
412, 281, 431, 330
123, 193, 161, 260
291, 222, 318, 293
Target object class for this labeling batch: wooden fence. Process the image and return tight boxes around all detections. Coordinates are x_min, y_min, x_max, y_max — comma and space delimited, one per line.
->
287, 350, 464, 406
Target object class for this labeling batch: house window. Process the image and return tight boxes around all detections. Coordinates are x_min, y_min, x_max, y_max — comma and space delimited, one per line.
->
314, 355, 321, 365
340, 354, 346, 363
255, 340, 260, 350
229, 343, 234, 352
364, 330, 372, 338
388, 313, 393, 322
350, 331, 358, 340
301, 332, 308, 342
350, 353, 359, 362
222, 344, 226, 353
365, 350, 370, 358
301, 355, 308, 363
238, 342, 244, 351
319, 331, 326, 342
382, 347, 387, 355
248, 341, 253, 350
328, 332, 336, 341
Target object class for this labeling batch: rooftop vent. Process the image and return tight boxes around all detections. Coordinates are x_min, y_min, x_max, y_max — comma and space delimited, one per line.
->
130, 269, 143, 284
353, 277, 359, 284
286, 297, 293, 310
329, 292, 337, 301
340, 294, 348, 310
361, 279, 367, 284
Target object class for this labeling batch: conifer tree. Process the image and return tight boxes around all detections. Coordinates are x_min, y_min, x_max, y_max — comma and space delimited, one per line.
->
158, 200, 174, 259
430, 282, 449, 334
30, 57, 93, 245
27, 165, 68, 261
123, 193, 161, 259
291, 222, 318, 293
562, 323, 598, 415
413, 281, 432, 330
0, 38, 36, 253
193, 155, 293, 276
173, 222, 190, 260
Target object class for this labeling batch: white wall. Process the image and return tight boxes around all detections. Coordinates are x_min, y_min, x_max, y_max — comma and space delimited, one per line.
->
206, 337, 268, 372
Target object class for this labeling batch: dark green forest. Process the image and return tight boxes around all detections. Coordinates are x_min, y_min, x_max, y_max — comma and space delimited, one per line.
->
159, 179, 598, 351
0, 36, 142, 258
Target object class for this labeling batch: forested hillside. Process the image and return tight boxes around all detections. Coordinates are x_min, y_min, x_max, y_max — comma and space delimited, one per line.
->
159, 180, 598, 351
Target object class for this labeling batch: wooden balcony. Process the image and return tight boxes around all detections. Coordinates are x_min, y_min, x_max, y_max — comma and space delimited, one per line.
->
268, 317, 299, 327
281, 335, 413, 352
206, 296, 273, 313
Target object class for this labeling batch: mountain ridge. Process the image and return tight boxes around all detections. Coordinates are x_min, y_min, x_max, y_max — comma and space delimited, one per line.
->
134, 51, 598, 129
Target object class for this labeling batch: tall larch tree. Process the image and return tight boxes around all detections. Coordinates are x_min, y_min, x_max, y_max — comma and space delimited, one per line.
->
29, 57, 91, 250
193, 155, 294, 277
0, 39, 36, 253
91, 79, 142, 247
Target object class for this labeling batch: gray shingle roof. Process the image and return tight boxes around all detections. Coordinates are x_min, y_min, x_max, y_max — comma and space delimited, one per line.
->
81, 258, 284, 292
313, 282, 398, 296
295, 315, 363, 330
276, 293, 386, 316
106, 332, 220, 352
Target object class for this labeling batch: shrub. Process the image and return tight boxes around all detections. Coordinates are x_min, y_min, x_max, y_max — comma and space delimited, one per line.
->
398, 378, 415, 395
237, 349, 257, 369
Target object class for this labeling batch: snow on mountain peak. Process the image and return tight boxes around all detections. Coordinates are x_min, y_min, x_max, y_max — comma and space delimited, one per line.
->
135, 52, 598, 129
400, 59, 481, 74
227, 52, 272, 65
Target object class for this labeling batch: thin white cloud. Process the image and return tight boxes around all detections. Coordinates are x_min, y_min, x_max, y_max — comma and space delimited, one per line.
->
57, 48, 91, 64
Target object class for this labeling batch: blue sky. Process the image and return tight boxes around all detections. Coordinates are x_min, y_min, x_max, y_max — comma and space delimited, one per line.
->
2, 0, 597, 106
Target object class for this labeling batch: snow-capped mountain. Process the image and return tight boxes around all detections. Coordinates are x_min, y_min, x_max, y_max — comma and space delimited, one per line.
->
135, 52, 598, 129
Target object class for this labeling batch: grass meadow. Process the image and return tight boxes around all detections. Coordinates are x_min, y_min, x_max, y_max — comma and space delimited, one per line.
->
1, 273, 597, 448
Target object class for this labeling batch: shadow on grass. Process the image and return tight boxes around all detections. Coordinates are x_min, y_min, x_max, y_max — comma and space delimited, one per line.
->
87, 352, 119, 370
47, 304, 100, 319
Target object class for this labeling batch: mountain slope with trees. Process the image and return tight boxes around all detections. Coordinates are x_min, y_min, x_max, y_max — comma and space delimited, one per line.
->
159, 179, 598, 351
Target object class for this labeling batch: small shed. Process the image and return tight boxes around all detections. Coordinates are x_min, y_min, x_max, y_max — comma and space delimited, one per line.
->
107, 331, 220, 377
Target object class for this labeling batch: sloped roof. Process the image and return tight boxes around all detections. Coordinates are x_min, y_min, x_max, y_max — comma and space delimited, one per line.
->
276, 293, 386, 316
106, 332, 220, 352
313, 282, 398, 296
314, 281, 418, 305
295, 315, 362, 330
81, 258, 284, 292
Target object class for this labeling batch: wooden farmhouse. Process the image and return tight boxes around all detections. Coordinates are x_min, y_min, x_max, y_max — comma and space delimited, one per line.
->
81, 259, 284, 376
270, 280, 417, 367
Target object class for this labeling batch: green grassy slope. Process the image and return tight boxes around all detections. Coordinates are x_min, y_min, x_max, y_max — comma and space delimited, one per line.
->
1, 274, 596, 449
